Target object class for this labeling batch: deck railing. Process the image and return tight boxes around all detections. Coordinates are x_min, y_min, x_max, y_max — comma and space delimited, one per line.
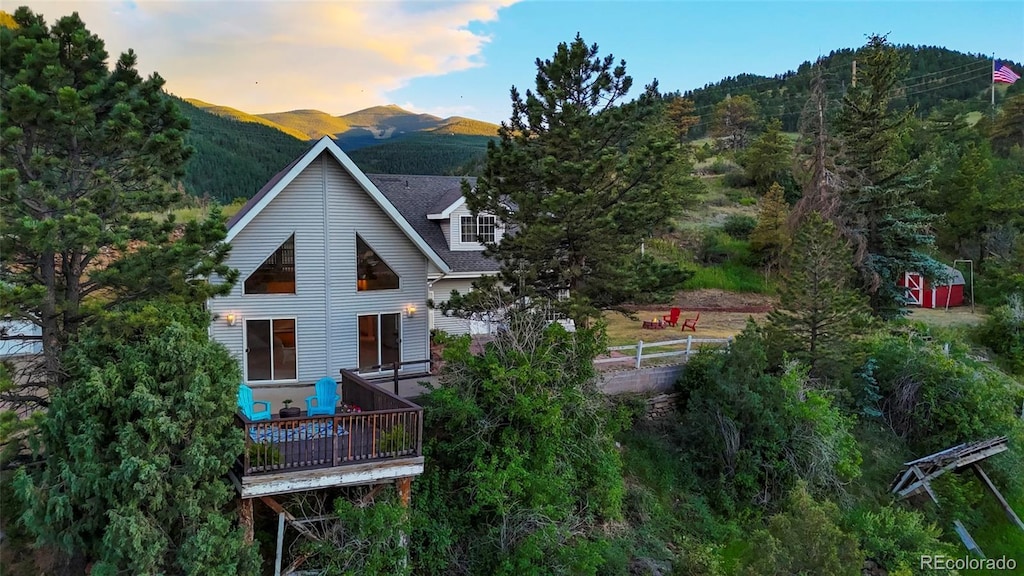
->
238, 370, 423, 476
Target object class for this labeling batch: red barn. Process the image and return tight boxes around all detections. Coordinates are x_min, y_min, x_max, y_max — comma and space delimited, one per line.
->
898, 264, 965, 309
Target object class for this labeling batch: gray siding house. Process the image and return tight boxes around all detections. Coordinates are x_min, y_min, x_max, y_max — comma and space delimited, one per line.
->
208, 137, 450, 387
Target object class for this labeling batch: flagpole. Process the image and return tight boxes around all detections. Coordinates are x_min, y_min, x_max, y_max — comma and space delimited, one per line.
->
991, 54, 996, 112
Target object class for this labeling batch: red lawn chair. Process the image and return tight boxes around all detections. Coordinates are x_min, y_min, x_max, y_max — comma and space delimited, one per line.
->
662, 307, 681, 327
681, 312, 700, 332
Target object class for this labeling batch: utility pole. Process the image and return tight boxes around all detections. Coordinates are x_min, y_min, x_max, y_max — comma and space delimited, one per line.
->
851, 60, 857, 88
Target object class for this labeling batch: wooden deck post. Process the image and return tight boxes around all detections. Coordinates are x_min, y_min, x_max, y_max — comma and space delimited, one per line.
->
396, 476, 412, 508
239, 498, 254, 543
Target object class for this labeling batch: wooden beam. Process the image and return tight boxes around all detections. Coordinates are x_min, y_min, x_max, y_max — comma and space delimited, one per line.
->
972, 464, 1024, 532
260, 496, 322, 543
396, 476, 412, 508
240, 456, 425, 498
239, 498, 254, 543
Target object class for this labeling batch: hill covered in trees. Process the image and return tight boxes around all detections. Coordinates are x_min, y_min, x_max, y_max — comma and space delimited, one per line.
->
680, 45, 1023, 134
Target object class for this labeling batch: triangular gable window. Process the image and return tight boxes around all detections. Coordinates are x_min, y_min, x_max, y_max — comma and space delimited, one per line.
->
357, 235, 399, 291
244, 235, 296, 294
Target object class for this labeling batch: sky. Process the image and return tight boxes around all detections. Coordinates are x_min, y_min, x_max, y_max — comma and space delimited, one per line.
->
9, 0, 1024, 124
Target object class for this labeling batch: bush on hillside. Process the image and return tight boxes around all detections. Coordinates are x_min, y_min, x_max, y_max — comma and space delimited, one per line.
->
722, 215, 757, 240
973, 294, 1024, 374
723, 170, 754, 189
708, 158, 740, 175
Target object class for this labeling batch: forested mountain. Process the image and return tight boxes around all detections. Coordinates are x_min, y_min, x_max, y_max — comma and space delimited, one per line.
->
681, 45, 1023, 134
175, 97, 311, 202
176, 98, 492, 201
188, 99, 500, 143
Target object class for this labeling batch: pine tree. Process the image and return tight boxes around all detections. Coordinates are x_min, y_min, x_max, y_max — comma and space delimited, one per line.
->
750, 182, 790, 274
767, 213, 870, 378
14, 302, 259, 574
742, 117, 793, 193
711, 94, 759, 150
463, 35, 698, 322
835, 34, 941, 319
664, 94, 700, 144
0, 8, 236, 405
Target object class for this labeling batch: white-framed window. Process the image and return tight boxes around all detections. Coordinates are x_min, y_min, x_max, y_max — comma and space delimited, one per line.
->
245, 318, 297, 382
461, 215, 496, 244
357, 313, 401, 372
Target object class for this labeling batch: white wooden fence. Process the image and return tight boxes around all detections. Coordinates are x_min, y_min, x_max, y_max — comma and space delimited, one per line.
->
595, 336, 732, 369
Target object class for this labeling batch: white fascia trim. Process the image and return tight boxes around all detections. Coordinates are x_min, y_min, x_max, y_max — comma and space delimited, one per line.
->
426, 196, 467, 220
428, 271, 496, 280
225, 136, 451, 274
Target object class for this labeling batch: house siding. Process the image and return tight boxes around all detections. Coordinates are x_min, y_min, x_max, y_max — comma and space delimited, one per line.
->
430, 276, 505, 335
323, 159, 430, 374
209, 152, 432, 385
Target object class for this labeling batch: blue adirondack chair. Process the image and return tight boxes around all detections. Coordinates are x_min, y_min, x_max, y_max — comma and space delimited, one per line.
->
306, 377, 340, 416
238, 384, 271, 421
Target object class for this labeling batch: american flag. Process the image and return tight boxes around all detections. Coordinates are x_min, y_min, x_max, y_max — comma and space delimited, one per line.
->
994, 60, 1021, 84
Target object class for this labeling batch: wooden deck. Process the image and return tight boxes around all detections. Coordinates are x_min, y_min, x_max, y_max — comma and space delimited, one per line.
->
232, 369, 424, 497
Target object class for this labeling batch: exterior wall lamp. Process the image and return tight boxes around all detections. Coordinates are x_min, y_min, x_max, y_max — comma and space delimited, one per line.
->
226, 313, 237, 326
406, 305, 417, 318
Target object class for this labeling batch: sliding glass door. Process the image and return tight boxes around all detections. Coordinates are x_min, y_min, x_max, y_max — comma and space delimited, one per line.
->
357, 313, 401, 371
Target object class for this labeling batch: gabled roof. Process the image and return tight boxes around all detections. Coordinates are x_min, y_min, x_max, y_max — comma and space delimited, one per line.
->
224, 136, 450, 274
369, 174, 499, 275
426, 193, 466, 220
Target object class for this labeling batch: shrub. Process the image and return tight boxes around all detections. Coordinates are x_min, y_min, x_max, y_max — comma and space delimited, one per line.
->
708, 158, 739, 175
845, 504, 955, 576
722, 215, 757, 240
723, 170, 754, 189
973, 294, 1024, 374
738, 197, 757, 207
740, 483, 862, 576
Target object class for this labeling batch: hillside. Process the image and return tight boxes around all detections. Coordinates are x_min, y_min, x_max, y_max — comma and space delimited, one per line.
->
254, 109, 352, 140
182, 98, 308, 140
347, 133, 493, 175
682, 45, 1023, 134
174, 97, 310, 202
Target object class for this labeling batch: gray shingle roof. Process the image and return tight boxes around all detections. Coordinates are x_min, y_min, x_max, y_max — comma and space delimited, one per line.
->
368, 174, 499, 274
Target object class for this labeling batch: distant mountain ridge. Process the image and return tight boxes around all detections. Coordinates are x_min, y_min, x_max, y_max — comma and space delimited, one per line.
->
186, 100, 500, 146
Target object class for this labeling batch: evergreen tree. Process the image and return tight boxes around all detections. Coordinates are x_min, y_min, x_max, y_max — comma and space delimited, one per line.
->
664, 94, 700, 143
742, 117, 793, 193
711, 94, 759, 150
0, 8, 235, 404
750, 182, 790, 274
835, 34, 941, 318
14, 302, 259, 575
463, 35, 697, 323
990, 93, 1024, 156
766, 213, 870, 378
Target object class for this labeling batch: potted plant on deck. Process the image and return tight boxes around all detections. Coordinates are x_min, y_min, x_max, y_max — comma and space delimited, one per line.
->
279, 399, 300, 418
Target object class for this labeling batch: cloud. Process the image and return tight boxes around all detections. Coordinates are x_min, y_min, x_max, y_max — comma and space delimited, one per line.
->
20, 0, 520, 115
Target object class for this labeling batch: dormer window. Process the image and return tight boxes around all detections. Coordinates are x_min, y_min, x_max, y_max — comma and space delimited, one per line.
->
244, 235, 295, 294
461, 215, 496, 244
357, 235, 399, 291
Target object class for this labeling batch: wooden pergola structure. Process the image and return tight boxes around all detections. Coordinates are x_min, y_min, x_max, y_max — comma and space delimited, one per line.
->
890, 436, 1023, 557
